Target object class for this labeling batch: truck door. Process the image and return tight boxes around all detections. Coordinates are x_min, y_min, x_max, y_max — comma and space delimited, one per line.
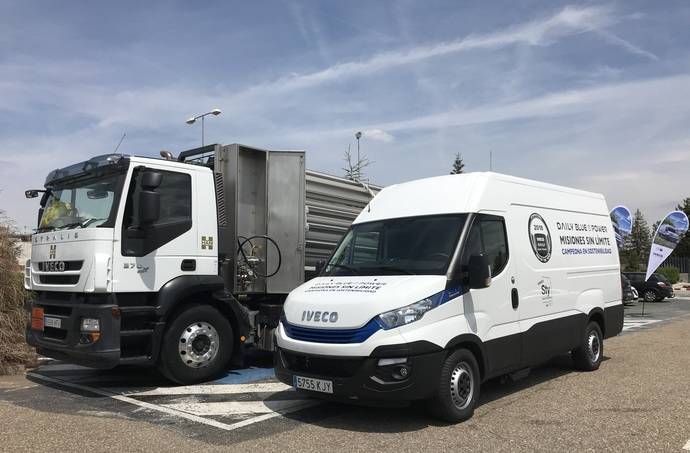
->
460, 214, 521, 375
113, 165, 199, 292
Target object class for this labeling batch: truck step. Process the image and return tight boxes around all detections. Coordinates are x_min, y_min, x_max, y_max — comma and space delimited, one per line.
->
118, 355, 152, 365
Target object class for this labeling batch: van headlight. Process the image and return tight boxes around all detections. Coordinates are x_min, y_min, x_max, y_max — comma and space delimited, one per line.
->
377, 298, 438, 330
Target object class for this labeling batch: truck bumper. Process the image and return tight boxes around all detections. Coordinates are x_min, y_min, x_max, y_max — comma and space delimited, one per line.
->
274, 343, 446, 404
25, 294, 121, 369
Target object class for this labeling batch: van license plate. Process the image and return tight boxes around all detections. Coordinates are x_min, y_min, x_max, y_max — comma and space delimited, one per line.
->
293, 375, 333, 394
44, 316, 61, 329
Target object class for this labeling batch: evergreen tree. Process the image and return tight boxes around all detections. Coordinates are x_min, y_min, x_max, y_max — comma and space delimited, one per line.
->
674, 197, 690, 257
622, 209, 651, 270
450, 153, 465, 174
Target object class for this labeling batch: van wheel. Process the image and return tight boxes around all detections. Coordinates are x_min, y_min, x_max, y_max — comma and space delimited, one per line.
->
572, 321, 603, 371
427, 349, 480, 423
643, 290, 659, 302
158, 305, 234, 384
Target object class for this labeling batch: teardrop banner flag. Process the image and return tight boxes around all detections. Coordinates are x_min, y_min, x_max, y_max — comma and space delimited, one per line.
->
609, 205, 632, 248
645, 210, 689, 281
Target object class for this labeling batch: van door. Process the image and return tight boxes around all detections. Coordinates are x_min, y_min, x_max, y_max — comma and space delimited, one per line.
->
460, 214, 520, 376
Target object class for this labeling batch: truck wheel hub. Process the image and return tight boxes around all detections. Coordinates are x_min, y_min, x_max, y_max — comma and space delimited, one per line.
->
179, 322, 219, 368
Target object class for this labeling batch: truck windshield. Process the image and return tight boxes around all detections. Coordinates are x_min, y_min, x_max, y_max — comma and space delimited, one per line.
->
38, 172, 125, 231
323, 214, 467, 276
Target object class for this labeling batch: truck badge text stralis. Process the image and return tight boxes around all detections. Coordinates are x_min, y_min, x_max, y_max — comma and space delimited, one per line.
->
275, 172, 623, 422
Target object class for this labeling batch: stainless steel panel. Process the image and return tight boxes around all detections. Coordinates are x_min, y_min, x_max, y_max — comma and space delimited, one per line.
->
266, 151, 305, 293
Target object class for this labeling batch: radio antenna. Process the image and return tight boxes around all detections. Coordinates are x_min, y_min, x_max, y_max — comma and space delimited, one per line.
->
113, 133, 127, 154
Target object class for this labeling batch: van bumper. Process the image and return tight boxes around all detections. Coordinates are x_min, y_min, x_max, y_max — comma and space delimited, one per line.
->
274, 342, 445, 404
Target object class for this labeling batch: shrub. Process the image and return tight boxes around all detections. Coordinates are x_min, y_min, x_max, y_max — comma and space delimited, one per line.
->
656, 266, 680, 284
0, 222, 37, 374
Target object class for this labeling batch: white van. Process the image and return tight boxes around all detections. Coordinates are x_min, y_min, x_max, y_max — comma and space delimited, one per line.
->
275, 172, 623, 422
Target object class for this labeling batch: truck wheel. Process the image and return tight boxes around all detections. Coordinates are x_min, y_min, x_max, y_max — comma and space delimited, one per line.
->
572, 321, 603, 371
427, 349, 480, 423
159, 305, 234, 384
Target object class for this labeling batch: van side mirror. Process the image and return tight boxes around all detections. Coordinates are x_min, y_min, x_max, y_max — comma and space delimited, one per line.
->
138, 170, 161, 225
468, 255, 492, 289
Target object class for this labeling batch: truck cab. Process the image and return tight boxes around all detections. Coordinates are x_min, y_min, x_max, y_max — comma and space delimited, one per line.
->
24, 144, 378, 384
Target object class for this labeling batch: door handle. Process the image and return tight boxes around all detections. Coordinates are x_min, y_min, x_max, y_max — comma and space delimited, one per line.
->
511, 288, 519, 309
181, 259, 196, 271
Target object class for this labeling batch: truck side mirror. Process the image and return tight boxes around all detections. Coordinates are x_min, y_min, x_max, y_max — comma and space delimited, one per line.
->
138, 170, 162, 225
468, 255, 492, 289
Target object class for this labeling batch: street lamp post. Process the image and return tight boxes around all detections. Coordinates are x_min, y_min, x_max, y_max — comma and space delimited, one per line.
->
186, 108, 222, 146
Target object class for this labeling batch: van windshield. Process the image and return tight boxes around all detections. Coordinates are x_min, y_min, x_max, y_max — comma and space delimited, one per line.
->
322, 214, 467, 276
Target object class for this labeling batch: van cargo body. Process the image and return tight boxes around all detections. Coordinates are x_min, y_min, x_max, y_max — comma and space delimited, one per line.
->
275, 172, 623, 422
24, 144, 380, 384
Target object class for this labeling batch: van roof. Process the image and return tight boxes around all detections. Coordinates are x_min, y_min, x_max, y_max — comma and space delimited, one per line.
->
355, 172, 608, 224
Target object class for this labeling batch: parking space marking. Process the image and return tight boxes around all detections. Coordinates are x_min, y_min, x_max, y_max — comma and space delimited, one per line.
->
27, 363, 317, 433
683, 439, 690, 451
163, 399, 315, 416
622, 318, 661, 332
116, 382, 291, 397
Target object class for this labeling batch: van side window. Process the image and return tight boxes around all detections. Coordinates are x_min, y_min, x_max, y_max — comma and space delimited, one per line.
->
461, 215, 509, 277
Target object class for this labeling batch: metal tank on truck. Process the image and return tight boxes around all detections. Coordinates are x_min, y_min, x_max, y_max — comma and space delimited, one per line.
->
23, 143, 380, 384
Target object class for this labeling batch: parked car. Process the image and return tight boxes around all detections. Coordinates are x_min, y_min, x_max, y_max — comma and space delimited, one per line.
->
622, 272, 675, 302
621, 274, 637, 306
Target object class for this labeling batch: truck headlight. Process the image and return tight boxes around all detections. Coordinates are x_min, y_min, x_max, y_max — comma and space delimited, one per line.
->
80, 318, 100, 332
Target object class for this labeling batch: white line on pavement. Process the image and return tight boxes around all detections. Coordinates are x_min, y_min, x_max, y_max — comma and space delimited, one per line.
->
163, 399, 315, 416
683, 439, 690, 451
114, 382, 292, 397
27, 372, 313, 432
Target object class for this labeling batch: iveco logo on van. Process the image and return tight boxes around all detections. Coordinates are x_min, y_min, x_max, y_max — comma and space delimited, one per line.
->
302, 310, 338, 323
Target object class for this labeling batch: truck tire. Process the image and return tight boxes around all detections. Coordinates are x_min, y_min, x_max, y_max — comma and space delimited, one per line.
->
427, 349, 480, 423
572, 321, 603, 371
158, 305, 234, 384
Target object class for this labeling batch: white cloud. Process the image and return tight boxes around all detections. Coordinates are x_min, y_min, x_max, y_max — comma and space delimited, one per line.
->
363, 129, 394, 142
234, 5, 617, 96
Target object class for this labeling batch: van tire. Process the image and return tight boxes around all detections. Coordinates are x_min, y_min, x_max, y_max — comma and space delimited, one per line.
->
572, 321, 603, 371
427, 349, 480, 423
158, 305, 233, 384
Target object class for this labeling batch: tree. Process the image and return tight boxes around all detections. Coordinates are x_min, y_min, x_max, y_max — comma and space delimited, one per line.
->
674, 197, 690, 257
342, 144, 371, 182
0, 210, 37, 374
450, 153, 465, 174
621, 209, 651, 270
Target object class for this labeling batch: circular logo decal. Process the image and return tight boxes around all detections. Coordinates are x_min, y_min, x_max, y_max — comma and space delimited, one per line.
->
528, 213, 552, 263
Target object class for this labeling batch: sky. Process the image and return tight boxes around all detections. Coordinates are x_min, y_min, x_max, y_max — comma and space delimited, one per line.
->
2, 1, 690, 231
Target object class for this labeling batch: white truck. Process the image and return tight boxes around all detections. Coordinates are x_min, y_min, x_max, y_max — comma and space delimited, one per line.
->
24, 144, 379, 384
275, 172, 624, 422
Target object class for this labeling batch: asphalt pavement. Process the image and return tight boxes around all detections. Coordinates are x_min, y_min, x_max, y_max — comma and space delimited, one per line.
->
1, 297, 689, 452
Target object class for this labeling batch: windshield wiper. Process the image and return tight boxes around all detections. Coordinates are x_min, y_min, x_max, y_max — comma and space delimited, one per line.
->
324, 263, 361, 275
58, 222, 83, 230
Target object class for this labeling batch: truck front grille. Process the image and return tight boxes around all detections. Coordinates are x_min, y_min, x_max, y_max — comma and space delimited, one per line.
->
39, 275, 79, 285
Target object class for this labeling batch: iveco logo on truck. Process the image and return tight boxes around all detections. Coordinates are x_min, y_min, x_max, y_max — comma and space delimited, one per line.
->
302, 310, 338, 323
